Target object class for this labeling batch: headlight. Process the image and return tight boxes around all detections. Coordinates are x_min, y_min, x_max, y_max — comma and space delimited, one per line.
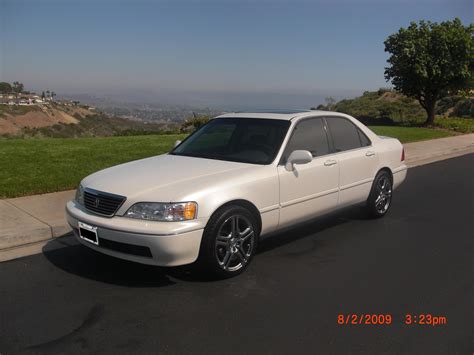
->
125, 202, 197, 221
75, 184, 84, 206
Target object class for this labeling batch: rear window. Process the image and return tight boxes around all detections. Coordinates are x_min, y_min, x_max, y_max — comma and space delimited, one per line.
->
326, 117, 369, 152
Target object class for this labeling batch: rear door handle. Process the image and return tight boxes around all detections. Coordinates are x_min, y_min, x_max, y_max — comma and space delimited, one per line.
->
324, 159, 337, 166
365, 151, 376, 157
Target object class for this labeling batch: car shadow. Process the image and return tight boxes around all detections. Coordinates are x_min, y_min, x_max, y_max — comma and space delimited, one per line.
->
42, 236, 177, 287
43, 206, 368, 286
257, 205, 369, 254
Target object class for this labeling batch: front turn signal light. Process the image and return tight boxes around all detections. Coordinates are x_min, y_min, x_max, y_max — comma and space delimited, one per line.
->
183, 202, 197, 220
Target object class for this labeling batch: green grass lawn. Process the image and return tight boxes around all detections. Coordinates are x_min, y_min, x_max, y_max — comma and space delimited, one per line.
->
0, 126, 462, 198
368, 126, 454, 143
0, 134, 185, 198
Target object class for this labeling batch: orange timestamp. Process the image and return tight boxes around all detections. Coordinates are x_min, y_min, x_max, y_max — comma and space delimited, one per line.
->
405, 314, 447, 326
337, 314, 393, 325
337, 314, 448, 327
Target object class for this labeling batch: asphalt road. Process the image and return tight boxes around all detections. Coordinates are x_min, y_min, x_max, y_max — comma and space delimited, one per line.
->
1, 154, 473, 354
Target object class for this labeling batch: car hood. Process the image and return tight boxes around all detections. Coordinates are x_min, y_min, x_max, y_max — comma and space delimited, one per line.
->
81, 154, 255, 201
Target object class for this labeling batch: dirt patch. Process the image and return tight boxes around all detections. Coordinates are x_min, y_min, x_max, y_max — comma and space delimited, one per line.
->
0, 118, 18, 134
0, 106, 81, 135
377, 92, 401, 102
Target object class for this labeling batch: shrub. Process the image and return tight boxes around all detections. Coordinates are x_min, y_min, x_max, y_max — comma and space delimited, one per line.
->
452, 98, 474, 118
435, 117, 474, 133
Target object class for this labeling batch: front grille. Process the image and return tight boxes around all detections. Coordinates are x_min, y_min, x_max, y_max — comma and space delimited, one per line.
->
99, 237, 153, 258
84, 188, 126, 217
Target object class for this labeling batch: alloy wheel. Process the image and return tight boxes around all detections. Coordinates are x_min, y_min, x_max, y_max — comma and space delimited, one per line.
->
374, 176, 392, 214
215, 215, 255, 272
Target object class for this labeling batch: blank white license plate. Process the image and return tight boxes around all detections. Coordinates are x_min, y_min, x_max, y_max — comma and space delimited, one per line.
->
78, 221, 99, 245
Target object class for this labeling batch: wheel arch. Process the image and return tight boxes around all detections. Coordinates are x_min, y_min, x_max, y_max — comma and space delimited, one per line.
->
206, 199, 262, 236
376, 167, 393, 182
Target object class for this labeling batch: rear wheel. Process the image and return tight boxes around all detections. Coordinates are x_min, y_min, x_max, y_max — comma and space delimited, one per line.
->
366, 170, 393, 218
198, 205, 258, 278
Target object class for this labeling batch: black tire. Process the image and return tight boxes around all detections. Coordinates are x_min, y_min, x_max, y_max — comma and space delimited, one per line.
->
197, 205, 259, 278
366, 170, 393, 218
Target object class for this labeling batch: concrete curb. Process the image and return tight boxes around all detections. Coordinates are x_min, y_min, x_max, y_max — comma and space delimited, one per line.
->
404, 133, 474, 167
1, 133, 473, 262
406, 146, 474, 168
0, 190, 74, 262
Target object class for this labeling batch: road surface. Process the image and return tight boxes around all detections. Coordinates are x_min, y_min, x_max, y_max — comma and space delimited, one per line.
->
1, 154, 472, 354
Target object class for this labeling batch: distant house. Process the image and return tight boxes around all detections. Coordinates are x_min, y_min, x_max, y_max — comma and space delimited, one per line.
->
0, 91, 61, 106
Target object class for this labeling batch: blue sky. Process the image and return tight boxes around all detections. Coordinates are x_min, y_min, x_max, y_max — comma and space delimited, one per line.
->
1, 0, 472, 108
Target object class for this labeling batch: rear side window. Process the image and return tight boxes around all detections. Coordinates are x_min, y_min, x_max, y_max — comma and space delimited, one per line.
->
326, 117, 369, 152
358, 129, 371, 147
284, 118, 330, 159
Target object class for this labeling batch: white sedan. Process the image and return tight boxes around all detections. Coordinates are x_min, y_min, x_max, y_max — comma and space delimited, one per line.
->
66, 110, 407, 277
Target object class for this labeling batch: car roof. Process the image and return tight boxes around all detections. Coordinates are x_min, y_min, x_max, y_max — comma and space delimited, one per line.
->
216, 110, 336, 121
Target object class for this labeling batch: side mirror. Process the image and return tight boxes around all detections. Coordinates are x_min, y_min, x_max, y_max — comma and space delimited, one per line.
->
174, 140, 182, 148
285, 150, 312, 171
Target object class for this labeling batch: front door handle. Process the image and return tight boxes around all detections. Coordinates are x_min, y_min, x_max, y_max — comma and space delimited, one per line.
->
365, 151, 376, 157
324, 159, 337, 166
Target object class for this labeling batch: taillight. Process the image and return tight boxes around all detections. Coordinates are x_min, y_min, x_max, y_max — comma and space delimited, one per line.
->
401, 148, 405, 161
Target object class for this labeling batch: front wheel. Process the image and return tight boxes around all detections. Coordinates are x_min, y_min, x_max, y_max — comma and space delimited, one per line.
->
197, 206, 258, 278
366, 171, 393, 218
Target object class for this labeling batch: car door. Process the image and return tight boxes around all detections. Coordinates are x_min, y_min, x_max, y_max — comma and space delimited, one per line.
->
325, 116, 379, 207
278, 117, 339, 228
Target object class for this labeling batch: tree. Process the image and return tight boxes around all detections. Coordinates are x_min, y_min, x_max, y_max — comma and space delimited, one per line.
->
384, 18, 473, 125
180, 113, 210, 132
0, 82, 12, 94
12, 81, 24, 94
325, 96, 336, 110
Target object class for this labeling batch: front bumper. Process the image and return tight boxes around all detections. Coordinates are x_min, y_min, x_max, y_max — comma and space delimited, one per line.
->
66, 201, 205, 266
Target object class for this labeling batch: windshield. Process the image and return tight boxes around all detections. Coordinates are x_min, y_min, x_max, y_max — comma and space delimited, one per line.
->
171, 118, 290, 164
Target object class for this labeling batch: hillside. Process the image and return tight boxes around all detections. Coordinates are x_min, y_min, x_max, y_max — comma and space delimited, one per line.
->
0, 103, 179, 138
315, 89, 474, 125
0, 104, 87, 135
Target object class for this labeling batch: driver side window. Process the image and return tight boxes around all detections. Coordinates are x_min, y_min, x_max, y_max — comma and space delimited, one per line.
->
283, 118, 330, 161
